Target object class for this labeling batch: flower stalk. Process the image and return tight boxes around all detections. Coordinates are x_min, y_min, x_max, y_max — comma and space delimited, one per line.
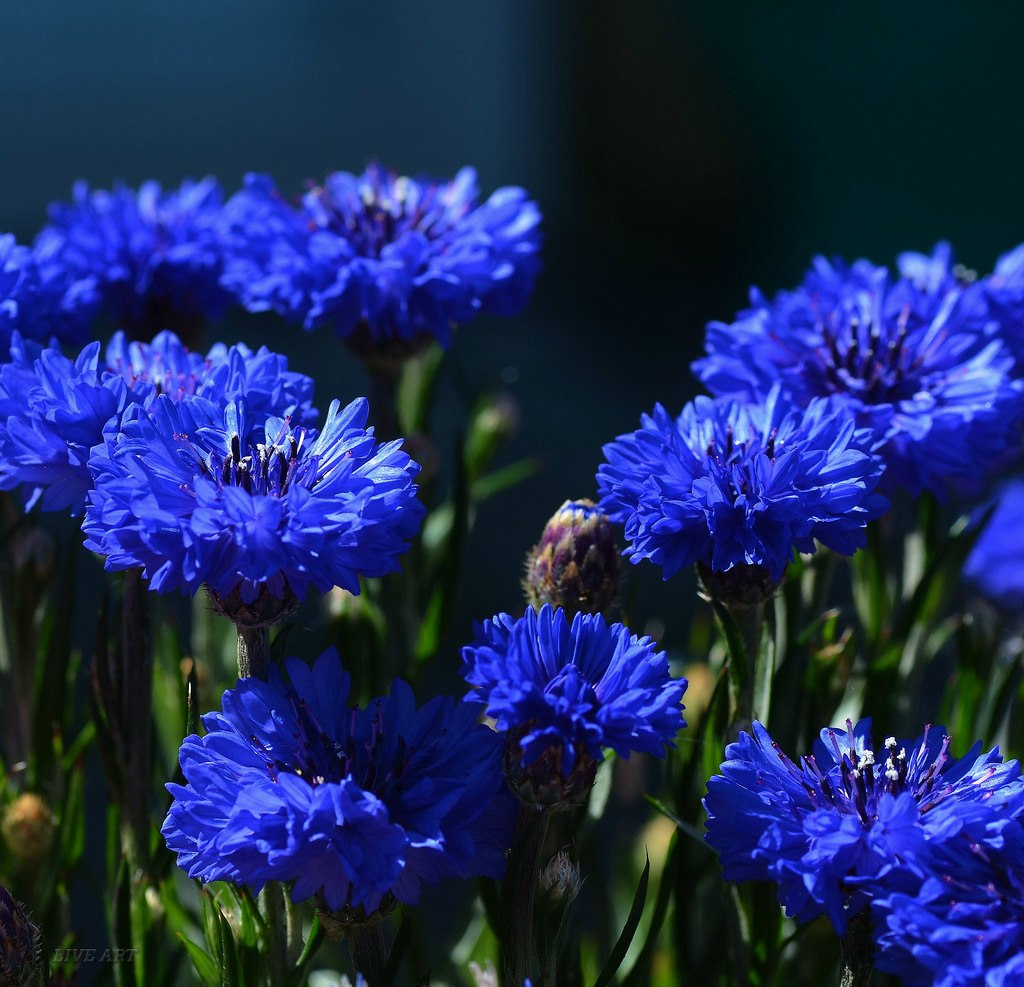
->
839, 913, 873, 987
235, 622, 270, 681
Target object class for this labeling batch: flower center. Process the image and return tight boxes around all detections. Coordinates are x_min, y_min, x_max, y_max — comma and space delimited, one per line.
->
810, 304, 922, 404
310, 165, 469, 260
781, 721, 958, 825
250, 693, 410, 795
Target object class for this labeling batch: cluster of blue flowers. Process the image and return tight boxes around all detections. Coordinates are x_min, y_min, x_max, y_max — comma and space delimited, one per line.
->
596, 242, 1024, 591
0, 164, 552, 935
0, 329, 316, 516
705, 718, 1024, 983
8, 159, 1024, 985
1, 166, 541, 355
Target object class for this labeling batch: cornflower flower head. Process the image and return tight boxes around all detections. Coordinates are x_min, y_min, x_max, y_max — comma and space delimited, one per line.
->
981, 242, 1024, 370
596, 387, 887, 586
963, 478, 1024, 609
221, 163, 541, 357
0, 331, 315, 516
163, 649, 513, 916
692, 251, 1023, 495
462, 604, 686, 806
83, 393, 424, 618
704, 719, 1024, 934
37, 177, 231, 340
0, 233, 99, 350
873, 819, 1024, 986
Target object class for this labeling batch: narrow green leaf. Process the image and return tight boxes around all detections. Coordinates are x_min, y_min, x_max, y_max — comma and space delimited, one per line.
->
621, 834, 679, 987
381, 910, 413, 987
643, 794, 712, 851
177, 933, 220, 987
470, 456, 543, 503
290, 914, 326, 985
396, 343, 444, 435
700, 670, 730, 785
60, 721, 97, 774
592, 852, 651, 987
217, 910, 239, 987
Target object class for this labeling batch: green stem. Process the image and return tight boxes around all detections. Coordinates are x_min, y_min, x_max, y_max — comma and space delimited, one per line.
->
366, 362, 402, 443
349, 921, 388, 987
236, 623, 270, 681
838, 912, 873, 987
711, 598, 765, 733
122, 569, 154, 872
501, 805, 551, 987
261, 883, 292, 987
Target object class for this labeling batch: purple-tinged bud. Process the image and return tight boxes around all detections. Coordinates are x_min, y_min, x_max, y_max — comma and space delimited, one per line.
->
0, 886, 39, 985
523, 499, 620, 617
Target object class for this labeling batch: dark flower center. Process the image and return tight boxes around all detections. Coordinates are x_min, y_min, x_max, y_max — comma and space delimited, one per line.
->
252, 692, 411, 798
810, 304, 923, 404
790, 722, 955, 825
310, 165, 469, 260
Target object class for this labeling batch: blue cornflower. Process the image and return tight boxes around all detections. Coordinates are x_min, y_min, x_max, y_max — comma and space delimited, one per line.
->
704, 719, 1024, 934
0, 331, 315, 515
873, 823, 1024, 986
0, 233, 99, 350
461, 604, 686, 803
83, 393, 424, 611
163, 649, 513, 915
596, 388, 888, 585
221, 163, 542, 351
692, 251, 1024, 495
976, 242, 1024, 374
963, 478, 1024, 609
36, 178, 231, 339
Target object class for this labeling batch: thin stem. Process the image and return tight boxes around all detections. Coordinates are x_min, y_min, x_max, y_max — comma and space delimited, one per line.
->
501, 804, 551, 987
261, 883, 292, 987
711, 598, 765, 734
366, 362, 402, 443
236, 623, 270, 681
122, 568, 154, 871
838, 912, 873, 987
349, 921, 388, 987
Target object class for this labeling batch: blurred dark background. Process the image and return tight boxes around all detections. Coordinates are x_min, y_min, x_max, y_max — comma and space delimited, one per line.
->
3, 0, 1024, 655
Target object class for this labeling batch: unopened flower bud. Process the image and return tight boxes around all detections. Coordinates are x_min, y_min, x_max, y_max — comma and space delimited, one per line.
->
1, 794, 55, 866
0, 886, 39, 985
523, 500, 620, 617
469, 960, 499, 987
538, 850, 582, 905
